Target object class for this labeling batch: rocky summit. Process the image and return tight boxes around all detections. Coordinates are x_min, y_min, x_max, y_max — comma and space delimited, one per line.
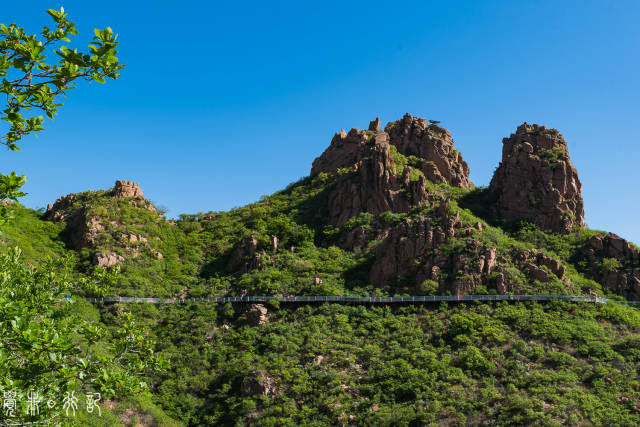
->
311, 113, 470, 227
490, 123, 585, 234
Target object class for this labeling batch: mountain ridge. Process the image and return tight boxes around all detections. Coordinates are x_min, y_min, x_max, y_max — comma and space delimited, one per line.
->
9, 112, 635, 301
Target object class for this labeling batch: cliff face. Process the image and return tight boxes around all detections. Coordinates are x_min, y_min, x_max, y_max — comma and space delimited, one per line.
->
489, 123, 585, 234
307, 115, 588, 296
317, 129, 429, 227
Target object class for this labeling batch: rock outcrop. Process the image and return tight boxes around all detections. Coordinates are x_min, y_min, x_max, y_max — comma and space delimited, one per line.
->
490, 123, 585, 234
385, 113, 471, 189
318, 130, 429, 227
45, 199, 106, 250
241, 371, 277, 396
369, 209, 464, 290
310, 114, 470, 227
244, 304, 268, 326
94, 252, 125, 267
580, 233, 640, 299
113, 180, 144, 198
45, 180, 163, 266
226, 235, 265, 273
369, 196, 569, 295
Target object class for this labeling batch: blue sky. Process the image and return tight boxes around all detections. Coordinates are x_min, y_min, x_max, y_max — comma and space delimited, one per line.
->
3, 1, 640, 244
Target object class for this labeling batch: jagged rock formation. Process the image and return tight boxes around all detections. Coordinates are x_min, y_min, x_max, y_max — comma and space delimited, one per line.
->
316, 130, 429, 227
490, 123, 585, 234
310, 114, 470, 227
369, 197, 569, 294
369, 204, 465, 289
580, 233, 640, 299
113, 180, 144, 198
385, 114, 471, 189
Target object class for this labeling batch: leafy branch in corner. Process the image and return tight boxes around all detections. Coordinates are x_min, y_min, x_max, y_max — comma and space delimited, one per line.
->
0, 7, 124, 151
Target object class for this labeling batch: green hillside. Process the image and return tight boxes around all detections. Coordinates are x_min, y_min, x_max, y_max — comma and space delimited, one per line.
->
2, 116, 640, 426
1, 177, 639, 425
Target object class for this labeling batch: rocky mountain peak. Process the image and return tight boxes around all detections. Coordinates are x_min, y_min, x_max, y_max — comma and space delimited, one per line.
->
311, 113, 471, 188
489, 123, 585, 234
309, 114, 472, 228
384, 113, 471, 189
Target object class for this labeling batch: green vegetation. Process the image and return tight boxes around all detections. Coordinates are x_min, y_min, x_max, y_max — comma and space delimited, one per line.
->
2, 168, 639, 425
138, 300, 640, 425
601, 257, 622, 273
0, 7, 124, 225
536, 147, 566, 168
0, 248, 167, 425
0, 9, 179, 426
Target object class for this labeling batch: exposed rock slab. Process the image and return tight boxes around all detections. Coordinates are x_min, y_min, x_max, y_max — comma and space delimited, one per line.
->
94, 252, 125, 267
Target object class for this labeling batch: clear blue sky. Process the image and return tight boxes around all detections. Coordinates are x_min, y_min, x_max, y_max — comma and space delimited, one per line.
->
3, 1, 640, 244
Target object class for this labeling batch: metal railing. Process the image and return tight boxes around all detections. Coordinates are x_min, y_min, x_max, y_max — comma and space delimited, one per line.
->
82, 294, 640, 306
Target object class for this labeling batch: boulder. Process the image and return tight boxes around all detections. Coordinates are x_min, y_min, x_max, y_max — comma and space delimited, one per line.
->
93, 252, 124, 267
245, 304, 268, 326
241, 371, 277, 396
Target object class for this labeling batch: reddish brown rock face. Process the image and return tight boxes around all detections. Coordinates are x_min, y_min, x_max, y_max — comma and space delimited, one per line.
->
489, 123, 585, 234
581, 233, 640, 299
310, 113, 471, 227
114, 180, 143, 198
322, 131, 429, 227
385, 113, 471, 189
369, 213, 461, 289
